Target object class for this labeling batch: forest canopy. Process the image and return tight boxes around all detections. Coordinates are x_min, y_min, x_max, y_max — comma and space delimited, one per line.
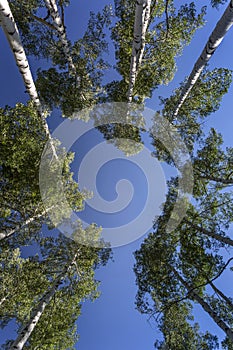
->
0, 0, 233, 349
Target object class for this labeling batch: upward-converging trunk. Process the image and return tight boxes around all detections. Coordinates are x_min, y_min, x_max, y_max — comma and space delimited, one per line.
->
173, 0, 233, 119
172, 268, 233, 341
0, 206, 55, 241
44, 0, 76, 76
9, 276, 61, 350
9, 254, 78, 350
128, 0, 151, 102
209, 281, 233, 310
0, 0, 57, 159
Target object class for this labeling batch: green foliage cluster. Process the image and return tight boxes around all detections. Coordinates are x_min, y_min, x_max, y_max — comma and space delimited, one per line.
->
134, 149, 233, 348
111, 1, 206, 102
151, 68, 232, 163
0, 102, 86, 246
35, 5, 112, 117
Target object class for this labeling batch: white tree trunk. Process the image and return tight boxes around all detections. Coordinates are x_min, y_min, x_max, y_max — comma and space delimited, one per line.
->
0, 206, 54, 241
9, 278, 61, 350
0, 0, 57, 159
44, 0, 76, 76
137, 0, 151, 67
173, 268, 233, 341
128, 0, 151, 102
173, 0, 233, 119
9, 254, 78, 350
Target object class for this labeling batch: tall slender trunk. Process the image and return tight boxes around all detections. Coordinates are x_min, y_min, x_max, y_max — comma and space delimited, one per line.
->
9, 276, 61, 350
183, 218, 233, 247
173, 268, 233, 341
173, 0, 233, 119
9, 253, 78, 350
44, 0, 76, 76
0, 206, 54, 241
209, 281, 233, 310
128, 0, 151, 102
0, 0, 57, 159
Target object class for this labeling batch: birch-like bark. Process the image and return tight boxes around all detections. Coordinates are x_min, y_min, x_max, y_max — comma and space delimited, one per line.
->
44, 0, 76, 76
173, 0, 233, 119
183, 218, 233, 247
9, 254, 78, 350
0, 0, 57, 159
128, 0, 151, 102
0, 206, 54, 241
173, 268, 233, 341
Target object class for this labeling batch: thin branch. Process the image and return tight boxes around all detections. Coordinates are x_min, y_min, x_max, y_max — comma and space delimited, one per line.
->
161, 257, 233, 312
30, 13, 56, 31
209, 280, 233, 310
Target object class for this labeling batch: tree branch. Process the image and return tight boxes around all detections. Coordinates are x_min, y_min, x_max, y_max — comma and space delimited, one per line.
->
30, 13, 56, 31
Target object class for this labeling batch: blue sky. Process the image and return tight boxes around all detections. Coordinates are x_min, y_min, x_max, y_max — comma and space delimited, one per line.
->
0, 1, 233, 349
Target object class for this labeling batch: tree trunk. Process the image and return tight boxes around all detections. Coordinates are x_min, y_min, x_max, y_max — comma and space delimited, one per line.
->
0, 206, 54, 241
209, 281, 233, 310
44, 0, 76, 76
9, 254, 78, 350
128, 0, 151, 102
173, 268, 233, 341
183, 218, 233, 247
173, 0, 233, 119
0, 0, 57, 159
9, 277, 61, 350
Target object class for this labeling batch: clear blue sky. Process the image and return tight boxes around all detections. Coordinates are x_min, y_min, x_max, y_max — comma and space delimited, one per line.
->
0, 1, 233, 349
